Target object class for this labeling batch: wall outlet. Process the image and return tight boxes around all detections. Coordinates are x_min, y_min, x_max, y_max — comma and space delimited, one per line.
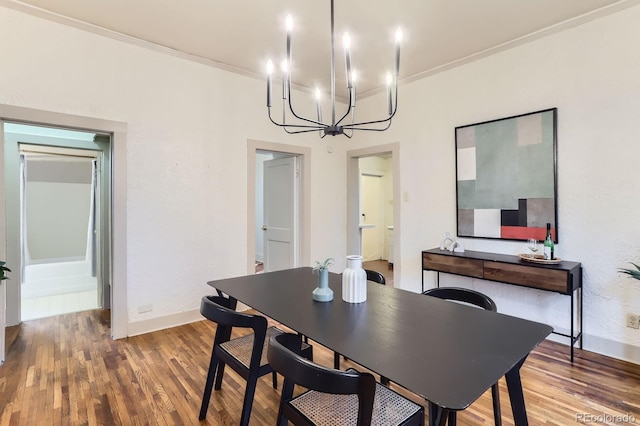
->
138, 304, 153, 314
626, 314, 640, 329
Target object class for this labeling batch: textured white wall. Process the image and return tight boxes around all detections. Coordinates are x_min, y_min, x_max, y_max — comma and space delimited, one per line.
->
0, 6, 348, 327
349, 5, 640, 361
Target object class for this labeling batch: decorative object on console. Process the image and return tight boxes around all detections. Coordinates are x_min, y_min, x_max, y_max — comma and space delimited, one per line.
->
264, 0, 403, 138
619, 262, 640, 281
312, 258, 334, 302
455, 108, 558, 242
342, 255, 367, 303
440, 232, 454, 250
450, 240, 465, 253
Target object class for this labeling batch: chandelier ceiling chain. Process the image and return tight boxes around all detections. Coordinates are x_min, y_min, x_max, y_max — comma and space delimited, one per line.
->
266, 0, 402, 138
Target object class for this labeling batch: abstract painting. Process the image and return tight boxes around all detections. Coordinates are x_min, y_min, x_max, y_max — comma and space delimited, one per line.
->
455, 108, 558, 242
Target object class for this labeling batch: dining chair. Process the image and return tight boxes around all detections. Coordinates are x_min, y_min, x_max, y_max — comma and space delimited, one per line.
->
422, 287, 501, 426
198, 293, 313, 425
267, 332, 425, 426
333, 269, 386, 372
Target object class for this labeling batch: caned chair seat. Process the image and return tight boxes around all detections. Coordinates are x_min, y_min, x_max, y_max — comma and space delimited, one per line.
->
289, 369, 424, 425
219, 326, 311, 369
268, 333, 424, 426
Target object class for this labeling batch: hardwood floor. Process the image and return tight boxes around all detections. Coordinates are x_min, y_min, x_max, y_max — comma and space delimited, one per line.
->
2, 309, 640, 425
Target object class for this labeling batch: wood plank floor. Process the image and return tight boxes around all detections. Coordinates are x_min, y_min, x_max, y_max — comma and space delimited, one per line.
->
1, 309, 640, 425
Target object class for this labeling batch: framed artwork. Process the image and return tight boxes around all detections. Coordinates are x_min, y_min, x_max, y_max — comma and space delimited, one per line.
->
455, 108, 558, 242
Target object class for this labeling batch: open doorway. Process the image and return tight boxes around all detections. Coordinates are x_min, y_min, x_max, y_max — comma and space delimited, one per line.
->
347, 144, 400, 289
255, 151, 300, 273
3, 123, 112, 324
20, 145, 101, 320
359, 156, 394, 285
247, 140, 311, 276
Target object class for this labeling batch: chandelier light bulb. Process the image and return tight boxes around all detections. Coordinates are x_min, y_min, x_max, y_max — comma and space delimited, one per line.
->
343, 32, 351, 50
266, 60, 274, 74
385, 72, 393, 86
395, 28, 403, 44
281, 59, 289, 73
351, 70, 358, 84
286, 14, 293, 32
315, 88, 322, 101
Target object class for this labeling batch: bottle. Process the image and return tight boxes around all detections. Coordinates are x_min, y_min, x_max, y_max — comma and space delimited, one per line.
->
543, 223, 554, 260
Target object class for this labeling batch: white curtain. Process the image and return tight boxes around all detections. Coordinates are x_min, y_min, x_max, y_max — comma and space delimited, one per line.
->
19, 154, 31, 281
87, 159, 97, 277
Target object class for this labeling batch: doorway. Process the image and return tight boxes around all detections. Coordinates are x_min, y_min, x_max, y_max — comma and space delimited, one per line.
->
3, 122, 112, 325
247, 140, 311, 276
3, 122, 111, 326
1, 105, 128, 366
347, 144, 400, 288
19, 144, 101, 320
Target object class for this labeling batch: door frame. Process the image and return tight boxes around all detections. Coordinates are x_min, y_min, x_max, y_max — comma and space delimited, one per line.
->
347, 143, 400, 285
247, 139, 311, 274
0, 104, 128, 341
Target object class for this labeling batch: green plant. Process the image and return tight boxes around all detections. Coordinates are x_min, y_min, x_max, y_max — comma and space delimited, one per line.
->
0, 261, 10, 281
312, 258, 334, 274
619, 262, 640, 281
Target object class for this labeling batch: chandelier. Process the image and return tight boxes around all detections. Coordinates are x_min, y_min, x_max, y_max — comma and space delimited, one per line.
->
265, 0, 402, 138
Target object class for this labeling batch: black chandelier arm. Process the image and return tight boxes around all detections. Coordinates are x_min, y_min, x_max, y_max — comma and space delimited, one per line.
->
344, 83, 398, 128
268, 108, 325, 130
334, 88, 354, 127
343, 120, 393, 132
286, 81, 327, 127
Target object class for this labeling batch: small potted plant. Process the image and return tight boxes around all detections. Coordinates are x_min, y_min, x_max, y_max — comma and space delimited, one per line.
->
312, 258, 334, 302
0, 261, 11, 281
619, 262, 640, 281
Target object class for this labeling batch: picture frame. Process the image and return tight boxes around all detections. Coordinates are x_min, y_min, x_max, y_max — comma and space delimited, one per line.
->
455, 108, 558, 242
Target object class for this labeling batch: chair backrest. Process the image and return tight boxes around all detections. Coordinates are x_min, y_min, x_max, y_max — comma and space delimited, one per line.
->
422, 287, 497, 312
365, 269, 386, 285
200, 295, 268, 355
267, 333, 377, 425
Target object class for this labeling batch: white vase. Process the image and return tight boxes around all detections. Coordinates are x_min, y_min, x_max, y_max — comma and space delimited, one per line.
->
342, 255, 367, 303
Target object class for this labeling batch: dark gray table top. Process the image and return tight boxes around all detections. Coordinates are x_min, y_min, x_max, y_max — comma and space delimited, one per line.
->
207, 267, 552, 410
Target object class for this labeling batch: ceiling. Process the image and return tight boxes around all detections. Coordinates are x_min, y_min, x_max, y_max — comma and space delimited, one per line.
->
2, 0, 637, 99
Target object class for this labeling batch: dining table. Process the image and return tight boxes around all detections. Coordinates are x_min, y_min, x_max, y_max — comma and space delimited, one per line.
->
207, 267, 552, 426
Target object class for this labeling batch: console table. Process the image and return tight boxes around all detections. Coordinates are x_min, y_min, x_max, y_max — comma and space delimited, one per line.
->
422, 248, 583, 362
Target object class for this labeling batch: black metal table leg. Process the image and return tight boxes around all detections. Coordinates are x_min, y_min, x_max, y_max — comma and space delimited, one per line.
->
505, 357, 528, 426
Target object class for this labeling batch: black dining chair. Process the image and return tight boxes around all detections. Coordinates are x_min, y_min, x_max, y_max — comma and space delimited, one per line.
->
268, 332, 425, 426
422, 287, 501, 426
333, 269, 386, 371
198, 294, 312, 425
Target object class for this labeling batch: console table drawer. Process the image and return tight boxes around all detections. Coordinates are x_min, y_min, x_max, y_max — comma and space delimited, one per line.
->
423, 253, 483, 279
483, 261, 569, 294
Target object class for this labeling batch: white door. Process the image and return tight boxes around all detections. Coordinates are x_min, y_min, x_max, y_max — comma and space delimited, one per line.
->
361, 174, 384, 261
263, 156, 299, 272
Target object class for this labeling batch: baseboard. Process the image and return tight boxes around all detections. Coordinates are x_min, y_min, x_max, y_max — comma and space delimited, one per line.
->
545, 331, 640, 365
582, 333, 640, 365
127, 308, 204, 337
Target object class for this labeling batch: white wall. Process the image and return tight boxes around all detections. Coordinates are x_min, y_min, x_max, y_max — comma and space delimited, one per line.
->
3, 3, 640, 362
350, 5, 640, 362
0, 6, 348, 333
